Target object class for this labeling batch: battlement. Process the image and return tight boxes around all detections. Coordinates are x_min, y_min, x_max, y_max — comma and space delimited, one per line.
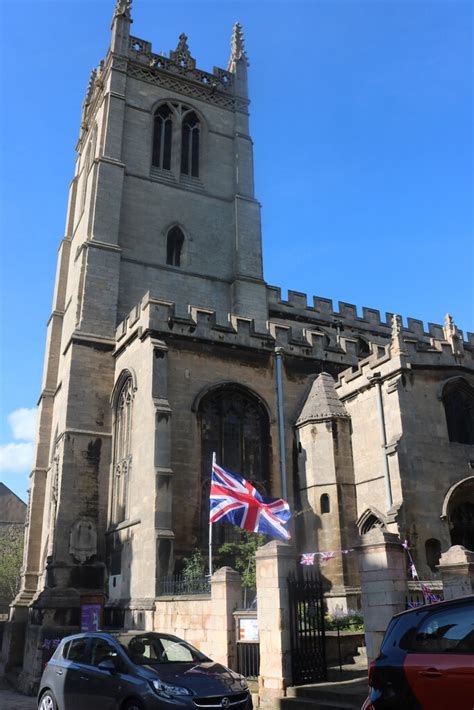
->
115, 293, 473, 375
267, 285, 474, 348
128, 34, 234, 95
115, 292, 359, 365
335, 332, 474, 396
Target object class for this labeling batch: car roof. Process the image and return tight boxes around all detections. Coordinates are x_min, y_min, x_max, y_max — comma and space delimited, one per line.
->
392, 595, 474, 620
58, 630, 180, 642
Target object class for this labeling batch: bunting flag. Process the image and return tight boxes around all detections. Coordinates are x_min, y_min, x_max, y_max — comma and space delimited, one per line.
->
320, 551, 336, 562
400, 538, 441, 602
299, 548, 354, 565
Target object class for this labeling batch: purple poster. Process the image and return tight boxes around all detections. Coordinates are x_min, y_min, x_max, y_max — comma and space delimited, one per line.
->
80, 603, 102, 632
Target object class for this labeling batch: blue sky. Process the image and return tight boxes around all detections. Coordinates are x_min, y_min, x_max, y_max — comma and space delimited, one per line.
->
0, 0, 472, 502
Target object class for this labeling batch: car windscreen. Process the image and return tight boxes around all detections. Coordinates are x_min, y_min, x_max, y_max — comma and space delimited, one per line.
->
115, 633, 209, 665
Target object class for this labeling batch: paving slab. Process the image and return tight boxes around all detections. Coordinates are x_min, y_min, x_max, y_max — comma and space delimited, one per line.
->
0, 679, 36, 710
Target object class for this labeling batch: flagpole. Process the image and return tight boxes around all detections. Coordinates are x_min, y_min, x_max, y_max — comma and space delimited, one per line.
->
209, 452, 216, 578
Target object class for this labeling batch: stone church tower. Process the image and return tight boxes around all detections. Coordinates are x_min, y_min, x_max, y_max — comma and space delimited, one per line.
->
4, 0, 474, 692
15, 1, 267, 625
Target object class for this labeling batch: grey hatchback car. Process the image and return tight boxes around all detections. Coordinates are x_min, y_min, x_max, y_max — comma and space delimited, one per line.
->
37, 631, 252, 710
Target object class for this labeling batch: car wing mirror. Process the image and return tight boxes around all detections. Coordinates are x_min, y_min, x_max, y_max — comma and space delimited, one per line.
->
98, 658, 118, 672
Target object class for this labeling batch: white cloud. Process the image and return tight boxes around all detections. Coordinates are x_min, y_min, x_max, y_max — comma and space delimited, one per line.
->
0, 442, 34, 473
0, 407, 37, 474
8, 408, 37, 442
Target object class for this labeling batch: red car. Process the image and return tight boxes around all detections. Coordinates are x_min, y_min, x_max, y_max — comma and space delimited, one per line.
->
362, 596, 474, 709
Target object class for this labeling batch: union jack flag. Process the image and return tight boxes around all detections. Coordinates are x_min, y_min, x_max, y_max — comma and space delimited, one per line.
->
210, 462, 291, 541
301, 553, 316, 566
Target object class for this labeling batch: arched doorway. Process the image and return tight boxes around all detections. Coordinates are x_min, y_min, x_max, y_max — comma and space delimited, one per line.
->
445, 478, 474, 551
197, 384, 271, 548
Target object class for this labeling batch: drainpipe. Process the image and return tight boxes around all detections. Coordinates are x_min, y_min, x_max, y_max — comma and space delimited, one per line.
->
274, 347, 288, 501
368, 372, 393, 510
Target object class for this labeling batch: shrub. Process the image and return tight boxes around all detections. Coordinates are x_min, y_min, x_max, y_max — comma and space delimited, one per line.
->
325, 608, 364, 632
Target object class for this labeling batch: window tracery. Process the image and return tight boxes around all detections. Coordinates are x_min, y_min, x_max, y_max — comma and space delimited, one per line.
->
112, 376, 134, 524
152, 104, 173, 170
151, 103, 201, 178
181, 111, 200, 177
198, 385, 270, 547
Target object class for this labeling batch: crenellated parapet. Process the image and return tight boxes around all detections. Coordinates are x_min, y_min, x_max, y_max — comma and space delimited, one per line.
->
115, 293, 472, 375
267, 285, 473, 350
115, 293, 358, 366
335, 318, 474, 399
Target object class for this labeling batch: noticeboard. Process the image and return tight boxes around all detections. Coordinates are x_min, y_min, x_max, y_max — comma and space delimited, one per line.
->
238, 616, 259, 642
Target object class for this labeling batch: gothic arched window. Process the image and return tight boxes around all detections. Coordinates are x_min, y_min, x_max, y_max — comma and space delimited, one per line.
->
112, 376, 134, 524
152, 104, 173, 171
166, 226, 184, 267
443, 379, 474, 445
181, 111, 200, 177
198, 385, 270, 548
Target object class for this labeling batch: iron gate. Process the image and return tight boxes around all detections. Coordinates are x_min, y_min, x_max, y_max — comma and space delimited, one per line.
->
288, 569, 327, 685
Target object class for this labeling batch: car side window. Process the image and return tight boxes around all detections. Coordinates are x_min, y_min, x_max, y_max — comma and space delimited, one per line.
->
412, 605, 474, 653
160, 638, 195, 662
66, 638, 89, 664
90, 638, 119, 667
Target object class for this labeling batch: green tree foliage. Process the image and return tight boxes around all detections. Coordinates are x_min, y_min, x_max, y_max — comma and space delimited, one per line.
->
181, 549, 206, 581
0, 525, 24, 606
218, 529, 267, 591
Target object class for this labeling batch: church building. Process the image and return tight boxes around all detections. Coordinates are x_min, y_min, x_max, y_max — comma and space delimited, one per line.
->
3, 0, 473, 691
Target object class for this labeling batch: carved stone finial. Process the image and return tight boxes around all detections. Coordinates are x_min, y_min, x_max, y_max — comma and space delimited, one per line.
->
227, 21, 249, 71
169, 32, 196, 70
113, 0, 132, 20
389, 314, 407, 356
443, 313, 464, 358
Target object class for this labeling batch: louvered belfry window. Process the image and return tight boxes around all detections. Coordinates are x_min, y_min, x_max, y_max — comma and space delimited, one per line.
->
152, 104, 173, 170
181, 111, 200, 177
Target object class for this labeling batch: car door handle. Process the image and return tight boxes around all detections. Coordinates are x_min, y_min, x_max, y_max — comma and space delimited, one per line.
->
419, 668, 442, 678
56, 670, 63, 676
80, 675, 90, 681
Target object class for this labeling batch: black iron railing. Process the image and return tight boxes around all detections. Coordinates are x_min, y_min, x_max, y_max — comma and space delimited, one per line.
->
158, 574, 211, 596
236, 641, 260, 680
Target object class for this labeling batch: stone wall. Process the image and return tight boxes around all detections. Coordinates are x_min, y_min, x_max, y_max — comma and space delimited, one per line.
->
153, 595, 214, 657
153, 567, 242, 670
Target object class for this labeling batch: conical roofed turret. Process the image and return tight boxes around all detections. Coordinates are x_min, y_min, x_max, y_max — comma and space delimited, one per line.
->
296, 372, 349, 426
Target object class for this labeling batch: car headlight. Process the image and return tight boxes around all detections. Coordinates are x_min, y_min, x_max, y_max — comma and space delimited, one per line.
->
239, 677, 248, 690
151, 679, 192, 698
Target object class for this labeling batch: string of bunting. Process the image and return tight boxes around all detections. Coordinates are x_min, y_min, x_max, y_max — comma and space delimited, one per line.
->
300, 549, 354, 565
401, 539, 442, 604
299, 540, 442, 604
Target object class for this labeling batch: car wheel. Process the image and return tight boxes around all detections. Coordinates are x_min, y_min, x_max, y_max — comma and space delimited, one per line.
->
38, 690, 58, 710
122, 700, 144, 710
